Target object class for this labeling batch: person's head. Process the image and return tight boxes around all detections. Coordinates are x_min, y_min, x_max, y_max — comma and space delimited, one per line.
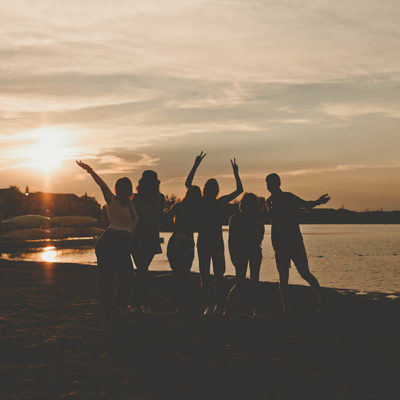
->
136, 170, 161, 199
115, 177, 133, 202
240, 192, 261, 215
182, 185, 202, 206
203, 178, 219, 200
266, 173, 281, 194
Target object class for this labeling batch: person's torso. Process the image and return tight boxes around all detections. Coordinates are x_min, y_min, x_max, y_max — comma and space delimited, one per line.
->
173, 203, 199, 236
198, 198, 224, 234
229, 212, 264, 252
267, 192, 302, 244
268, 192, 301, 227
133, 194, 164, 233
107, 197, 136, 232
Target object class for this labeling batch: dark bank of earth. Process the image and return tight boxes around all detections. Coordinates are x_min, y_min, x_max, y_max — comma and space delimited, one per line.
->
0, 259, 399, 400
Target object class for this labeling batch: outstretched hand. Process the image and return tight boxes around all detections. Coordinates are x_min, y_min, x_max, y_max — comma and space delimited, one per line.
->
317, 194, 330, 205
194, 151, 206, 166
231, 158, 239, 174
76, 160, 92, 172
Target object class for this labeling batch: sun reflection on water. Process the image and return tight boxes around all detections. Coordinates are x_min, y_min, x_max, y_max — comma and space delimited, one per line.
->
41, 246, 57, 262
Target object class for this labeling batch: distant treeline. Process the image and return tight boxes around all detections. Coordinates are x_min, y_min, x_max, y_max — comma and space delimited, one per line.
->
1, 187, 399, 230
0, 186, 101, 220
295, 208, 400, 225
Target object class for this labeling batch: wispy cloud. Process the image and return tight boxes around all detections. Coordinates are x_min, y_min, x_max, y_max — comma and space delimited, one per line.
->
2, 1, 400, 82
320, 103, 400, 119
282, 162, 400, 177
95, 153, 160, 175
270, 118, 315, 124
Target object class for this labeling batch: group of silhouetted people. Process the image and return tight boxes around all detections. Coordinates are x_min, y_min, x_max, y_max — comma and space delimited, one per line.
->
77, 152, 330, 321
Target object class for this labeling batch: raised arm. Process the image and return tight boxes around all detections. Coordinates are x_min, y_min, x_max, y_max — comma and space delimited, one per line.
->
291, 193, 330, 209
76, 161, 113, 204
219, 158, 244, 203
185, 151, 206, 188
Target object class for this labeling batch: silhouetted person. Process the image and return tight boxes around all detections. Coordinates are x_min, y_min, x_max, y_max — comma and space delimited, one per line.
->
165, 185, 202, 315
227, 193, 265, 318
186, 151, 243, 316
76, 161, 140, 319
265, 173, 330, 313
132, 170, 165, 314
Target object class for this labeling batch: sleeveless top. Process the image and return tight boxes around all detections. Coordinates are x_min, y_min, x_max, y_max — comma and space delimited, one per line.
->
107, 197, 136, 232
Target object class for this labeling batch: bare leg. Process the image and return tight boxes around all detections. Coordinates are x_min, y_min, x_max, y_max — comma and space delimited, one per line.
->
292, 244, 322, 311
249, 249, 262, 314
226, 257, 247, 313
301, 271, 322, 310
278, 268, 289, 314
132, 251, 154, 308
213, 250, 226, 308
167, 236, 194, 314
115, 253, 134, 312
198, 247, 212, 310
275, 252, 290, 314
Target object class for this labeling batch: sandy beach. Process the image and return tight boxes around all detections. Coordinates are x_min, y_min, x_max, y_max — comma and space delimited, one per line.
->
0, 259, 399, 400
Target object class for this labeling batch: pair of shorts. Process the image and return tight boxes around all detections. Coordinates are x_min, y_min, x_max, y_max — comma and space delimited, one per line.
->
132, 229, 162, 255
273, 238, 310, 276
230, 247, 262, 279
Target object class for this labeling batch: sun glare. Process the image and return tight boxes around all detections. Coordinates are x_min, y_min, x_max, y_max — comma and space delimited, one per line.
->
30, 127, 68, 173
41, 246, 57, 262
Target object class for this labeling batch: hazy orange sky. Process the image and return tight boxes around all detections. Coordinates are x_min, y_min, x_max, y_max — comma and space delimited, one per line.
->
1, 0, 399, 210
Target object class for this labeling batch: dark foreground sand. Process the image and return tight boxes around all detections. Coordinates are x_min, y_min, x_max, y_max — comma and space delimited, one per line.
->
0, 259, 399, 400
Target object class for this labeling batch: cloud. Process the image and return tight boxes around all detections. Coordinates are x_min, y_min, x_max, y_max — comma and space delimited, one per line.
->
94, 153, 160, 174
282, 162, 400, 176
320, 103, 400, 119
2, 1, 400, 83
277, 105, 295, 113
270, 118, 315, 124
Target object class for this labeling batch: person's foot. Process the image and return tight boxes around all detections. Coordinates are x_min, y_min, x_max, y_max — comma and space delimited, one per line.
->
222, 307, 231, 318
140, 305, 153, 315
202, 306, 213, 317
127, 305, 141, 314
213, 304, 226, 316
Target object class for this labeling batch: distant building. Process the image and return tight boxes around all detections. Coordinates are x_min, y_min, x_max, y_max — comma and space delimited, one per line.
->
0, 187, 101, 219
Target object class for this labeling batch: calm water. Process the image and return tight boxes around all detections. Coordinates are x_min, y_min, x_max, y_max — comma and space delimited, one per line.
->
2, 225, 400, 293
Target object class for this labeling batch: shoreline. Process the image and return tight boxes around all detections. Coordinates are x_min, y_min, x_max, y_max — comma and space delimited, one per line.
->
1, 258, 399, 298
1, 259, 399, 399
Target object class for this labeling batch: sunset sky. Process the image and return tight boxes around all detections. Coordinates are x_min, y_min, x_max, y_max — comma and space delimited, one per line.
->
1, 0, 399, 210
